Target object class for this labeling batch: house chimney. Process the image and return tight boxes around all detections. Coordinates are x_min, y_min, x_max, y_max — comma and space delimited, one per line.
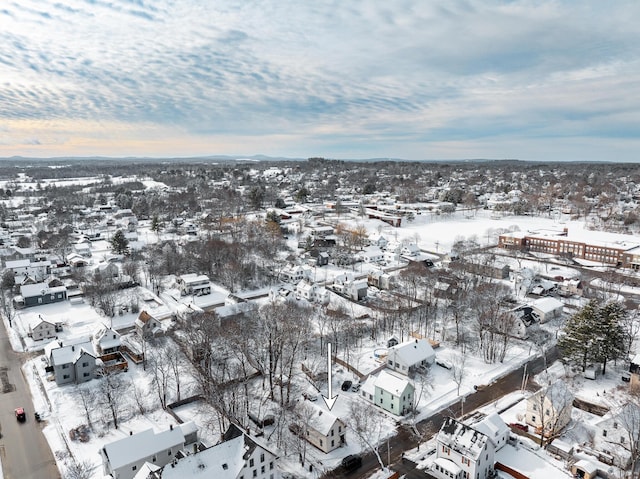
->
71, 345, 75, 351
130, 431, 133, 435
170, 424, 173, 430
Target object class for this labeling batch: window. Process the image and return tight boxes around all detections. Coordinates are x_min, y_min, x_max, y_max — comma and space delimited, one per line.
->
331, 440, 335, 447
380, 398, 383, 404
603, 430, 607, 437
270, 462, 273, 470
532, 404, 537, 411
62, 364, 69, 369
82, 362, 89, 367
63, 374, 70, 379
338, 425, 342, 432
320, 439, 323, 446
260, 453, 265, 462
132, 465, 137, 471
331, 429, 334, 436
223, 464, 228, 470
613, 422, 618, 429
250, 459, 254, 467
621, 436, 625, 444
253, 470, 257, 478
153, 456, 156, 462
261, 466, 265, 474
83, 372, 89, 377
168, 451, 172, 456
531, 415, 536, 422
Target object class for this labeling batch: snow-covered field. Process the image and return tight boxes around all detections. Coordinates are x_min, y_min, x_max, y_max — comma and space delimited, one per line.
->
4, 209, 636, 478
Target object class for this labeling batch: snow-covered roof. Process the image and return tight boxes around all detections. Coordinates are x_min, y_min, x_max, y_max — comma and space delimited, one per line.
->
49, 340, 96, 366
437, 417, 489, 460
307, 402, 344, 436
179, 273, 210, 285
470, 412, 509, 449
102, 426, 185, 470
531, 296, 564, 313
20, 282, 67, 297
433, 457, 461, 475
375, 370, 412, 396
388, 338, 435, 367
574, 459, 598, 474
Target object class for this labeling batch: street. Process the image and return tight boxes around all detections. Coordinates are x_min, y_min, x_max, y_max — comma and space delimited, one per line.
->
322, 346, 558, 478
0, 317, 60, 479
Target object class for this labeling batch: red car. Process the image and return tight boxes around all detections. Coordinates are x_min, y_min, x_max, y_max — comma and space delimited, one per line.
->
15, 407, 26, 422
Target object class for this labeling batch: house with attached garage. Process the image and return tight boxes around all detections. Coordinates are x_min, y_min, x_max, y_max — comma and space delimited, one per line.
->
145, 423, 279, 479
431, 416, 496, 479
99, 422, 198, 479
386, 338, 435, 376
530, 296, 564, 324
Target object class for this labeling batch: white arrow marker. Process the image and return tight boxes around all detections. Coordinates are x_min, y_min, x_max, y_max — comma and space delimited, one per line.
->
322, 343, 338, 410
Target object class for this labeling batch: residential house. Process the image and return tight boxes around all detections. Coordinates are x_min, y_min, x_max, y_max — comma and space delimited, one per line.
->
359, 250, 384, 264
332, 273, 367, 301
593, 402, 640, 469
433, 275, 459, 300
303, 402, 347, 453
176, 273, 211, 296
93, 326, 122, 355
47, 339, 97, 385
369, 234, 388, 250
66, 252, 89, 268
386, 338, 435, 376
145, 423, 279, 479
470, 412, 510, 452
99, 422, 197, 479
4, 258, 51, 282
28, 314, 58, 341
368, 270, 392, 290
175, 303, 204, 323
401, 243, 420, 258
525, 380, 574, 438
530, 297, 564, 324
279, 265, 309, 283
17, 282, 67, 308
432, 417, 496, 479
510, 306, 540, 339
295, 280, 329, 304
135, 311, 163, 338
373, 370, 414, 416
94, 262, 120, 280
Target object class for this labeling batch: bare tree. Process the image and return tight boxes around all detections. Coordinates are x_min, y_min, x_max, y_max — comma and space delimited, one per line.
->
97, 368, 128, 430
75, 386, 96, 429
347, 401, 387, 470
63, 457, 94, 479
451, 352, 467, 396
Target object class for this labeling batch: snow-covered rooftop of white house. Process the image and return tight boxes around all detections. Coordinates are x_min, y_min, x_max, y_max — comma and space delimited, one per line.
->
307, 402, 343, 436
101, 424, 188, 470
387, 338, 435, 366
178, 273, 210, 285
20, 282, 67, 296
469, 412, 509, 449
375, 370, 412, 396
437, 417, 489, 459
531, 297, 564, 313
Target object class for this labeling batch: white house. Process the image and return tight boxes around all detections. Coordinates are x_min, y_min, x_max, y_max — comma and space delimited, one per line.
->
401, 243, 420, 257
510, 305, 540, 339
470, 412, 510, 452
146, 423, 279, 479
176, 274, 211, 296
304, 402, 347, 453
93, 325, 122, 355
530, 297, 564, 324
525, 380, 574, 437
386, 338, 435, 376
332, 273, 367, 301
432, 417, 496, 479
135, 311, 163, 338
593, 402, 640, 469
28, 314, 57, 341
295, 280, 329, 304
373, 370, 414, 416
99, 423, 197, 479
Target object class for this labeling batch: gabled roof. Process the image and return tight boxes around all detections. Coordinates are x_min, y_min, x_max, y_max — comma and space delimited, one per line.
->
375, 370, 413, 397
101, 425, 186, 471
437, 417, 489, 460
388, 338, 435, 366
49, 340, 96, 366
470, 412, 509, 449
306, 402, 345, 436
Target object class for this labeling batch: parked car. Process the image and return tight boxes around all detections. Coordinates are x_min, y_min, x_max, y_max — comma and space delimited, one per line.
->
510, 422, 528, 432
341, 380, 353, 391
436, 358, 453, 370
341, 455, 362, 472
351, 383, 361, 392
15, 407, 26, 422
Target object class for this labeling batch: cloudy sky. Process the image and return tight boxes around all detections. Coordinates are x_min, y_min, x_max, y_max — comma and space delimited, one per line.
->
1, 1, 639, 161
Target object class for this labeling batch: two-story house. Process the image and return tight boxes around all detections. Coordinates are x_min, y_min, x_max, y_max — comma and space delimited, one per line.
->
47, 339, 97, 386
176, 273, 211, 296
525, 380, 574, 438
432, 417, 496, 479
145, 423, 279, 479
135, 311, 162, 339
373, 370, 414, 416
304, 402, 346, 453
28, 314, 57, 341
99, 422, 197, 479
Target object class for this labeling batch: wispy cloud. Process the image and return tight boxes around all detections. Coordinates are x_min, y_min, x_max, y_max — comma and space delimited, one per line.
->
1, 0, 639, 160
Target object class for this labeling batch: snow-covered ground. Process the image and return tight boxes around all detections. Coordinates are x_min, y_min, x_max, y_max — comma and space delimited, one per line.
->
5, 209, 636, 478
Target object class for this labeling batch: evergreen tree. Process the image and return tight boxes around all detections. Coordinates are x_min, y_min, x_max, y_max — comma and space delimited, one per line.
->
150, 215, 163, 236
558, 300, 628, 373
110, 229, 130, 256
